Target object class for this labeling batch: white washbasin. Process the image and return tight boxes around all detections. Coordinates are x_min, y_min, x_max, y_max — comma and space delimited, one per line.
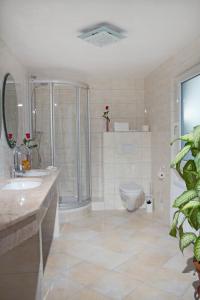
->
2, 180, 41, 190
24, 169, 49, 177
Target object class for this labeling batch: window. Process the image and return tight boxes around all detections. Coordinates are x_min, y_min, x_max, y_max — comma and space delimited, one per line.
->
181, 73, 200, 135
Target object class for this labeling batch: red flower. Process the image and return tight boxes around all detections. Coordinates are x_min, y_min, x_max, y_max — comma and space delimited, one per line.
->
8, 133, 13, 140
105, 105, 109, 110
25, 132, 31, 140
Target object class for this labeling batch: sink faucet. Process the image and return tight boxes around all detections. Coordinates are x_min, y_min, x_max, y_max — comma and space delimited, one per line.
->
11, 145, 30, 178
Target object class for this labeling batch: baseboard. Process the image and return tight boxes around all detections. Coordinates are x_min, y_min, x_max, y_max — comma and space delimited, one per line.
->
92, 201, 105, 210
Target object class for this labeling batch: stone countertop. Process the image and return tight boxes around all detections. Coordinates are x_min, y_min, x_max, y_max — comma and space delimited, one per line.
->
0, 169, 60, 233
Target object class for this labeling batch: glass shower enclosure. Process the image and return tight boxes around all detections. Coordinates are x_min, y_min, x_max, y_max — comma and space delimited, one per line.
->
30, 80, 91, 209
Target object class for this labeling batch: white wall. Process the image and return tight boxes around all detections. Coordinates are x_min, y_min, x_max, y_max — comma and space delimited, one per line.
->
144, 36, 200, 224
103, 132, 151, 209
89, 77, 146, 203
0, 39, 28, 178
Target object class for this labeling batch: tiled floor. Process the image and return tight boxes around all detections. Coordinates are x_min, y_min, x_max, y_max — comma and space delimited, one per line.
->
44, 209, 197, 300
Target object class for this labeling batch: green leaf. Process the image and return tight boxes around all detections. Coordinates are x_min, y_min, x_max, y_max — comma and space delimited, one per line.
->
178, 224, 184, 238
188, 209, 200, 230
194, 237, 200, 261
169, 211, 180, 237
170, 133, 194, 146
179, 232, 197, 252
173, 190, 197, 208
181, 200, 200, 213
183, 160, 197, 189
195, 152, 200, 173
195, 179, 200, 191
193, 125, 200, 149
191, 147, 198, 157
175, 161, 184, 179
183, 160, 196, 172
170, 144, 192, 168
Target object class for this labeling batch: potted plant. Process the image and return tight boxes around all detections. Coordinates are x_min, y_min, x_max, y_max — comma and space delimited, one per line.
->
22, 132, 38, 170
23, 132, 37, 149
7, 132, 16, 148
170, 125, 200, 291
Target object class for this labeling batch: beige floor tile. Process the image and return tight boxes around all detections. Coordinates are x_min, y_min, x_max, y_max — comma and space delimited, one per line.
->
136, 248, 172, 268
71, 288, 112, 300
84, 223, 115, 233
124, 219, 152, 231
138, 224, 169, 238
112, 225, 137, 238
88, 234, 146, 255
62, 227, 98, 241
66, 262, 109, 286
46, 277, 83, 300
45, 252, 81, 272
124, 284, 180, 300
163, 252, 194, 273
61, 223, 81, 232
90, 270, 142, 299
181, 282, 200, 300
71, 214, 107, 228
51, 239, 96, 258
128, 231, 161, 245
147, 268, 192, 296
50, 238, 75, 254
152, 236, 179, 256
116, 258, 159, 282
83, 246, 132, 269
102, 215, 129, 227
44, 210, 196, 300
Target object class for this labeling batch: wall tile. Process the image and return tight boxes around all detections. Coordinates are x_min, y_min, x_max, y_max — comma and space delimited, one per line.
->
144, 36, 200, 223
103, 132, 151, 209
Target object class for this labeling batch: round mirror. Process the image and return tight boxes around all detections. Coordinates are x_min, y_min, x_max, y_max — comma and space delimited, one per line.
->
2, 73, 18, 148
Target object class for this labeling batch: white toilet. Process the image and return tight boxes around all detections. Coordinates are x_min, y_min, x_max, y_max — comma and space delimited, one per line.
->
119, 182, 145, 211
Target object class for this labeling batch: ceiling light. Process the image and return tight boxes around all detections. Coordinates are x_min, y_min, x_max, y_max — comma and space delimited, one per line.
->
78, 25, 125, 47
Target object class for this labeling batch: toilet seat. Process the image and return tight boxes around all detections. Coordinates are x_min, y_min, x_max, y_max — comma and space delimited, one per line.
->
119, 182, 142, 194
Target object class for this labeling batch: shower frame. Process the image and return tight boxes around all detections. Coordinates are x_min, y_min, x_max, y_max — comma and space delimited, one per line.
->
29, 79, 91, 209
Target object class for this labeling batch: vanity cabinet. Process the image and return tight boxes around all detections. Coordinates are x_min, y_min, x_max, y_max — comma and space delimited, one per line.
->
0, 173, 59, 300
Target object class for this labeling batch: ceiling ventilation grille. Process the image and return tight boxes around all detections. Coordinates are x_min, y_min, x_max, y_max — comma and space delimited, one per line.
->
78, 25, 125, 47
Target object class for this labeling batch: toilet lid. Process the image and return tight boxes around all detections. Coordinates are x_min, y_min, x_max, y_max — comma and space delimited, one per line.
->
119, 182, 142, 193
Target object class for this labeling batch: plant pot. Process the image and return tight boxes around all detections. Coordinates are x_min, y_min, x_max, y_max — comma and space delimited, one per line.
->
193, 259, 200, 296
194, 259, 200, 274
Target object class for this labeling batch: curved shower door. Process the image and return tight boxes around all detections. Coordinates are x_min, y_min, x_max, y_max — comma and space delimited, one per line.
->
79, 87, 90, 203
31, 83, 52, 168
31, 81, 90, 209
53, 84, 78, 208
53, 84, 90, 209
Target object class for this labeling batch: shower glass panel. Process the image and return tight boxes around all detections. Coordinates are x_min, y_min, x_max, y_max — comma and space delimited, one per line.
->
30, 81, 90, 210
79, 88, 90, 203
31, 83, 52, 168
53, 84, 78, 208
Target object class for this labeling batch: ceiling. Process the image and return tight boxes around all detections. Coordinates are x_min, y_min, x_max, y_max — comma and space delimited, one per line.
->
0, 0, 200, 78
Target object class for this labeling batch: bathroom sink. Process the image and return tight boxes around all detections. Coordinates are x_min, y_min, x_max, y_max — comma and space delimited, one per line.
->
24, 169, 49, 177
2, 180, 41, 190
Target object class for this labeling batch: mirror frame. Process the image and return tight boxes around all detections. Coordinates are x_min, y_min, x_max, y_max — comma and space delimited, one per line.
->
2, 73, 18, 148
0, 86, 2, 139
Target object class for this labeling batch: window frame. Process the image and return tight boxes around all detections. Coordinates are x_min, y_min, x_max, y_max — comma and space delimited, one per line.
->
178, 64, 200, 142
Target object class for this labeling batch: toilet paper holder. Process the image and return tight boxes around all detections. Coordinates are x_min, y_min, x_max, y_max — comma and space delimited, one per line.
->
158, 167, 166, 180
